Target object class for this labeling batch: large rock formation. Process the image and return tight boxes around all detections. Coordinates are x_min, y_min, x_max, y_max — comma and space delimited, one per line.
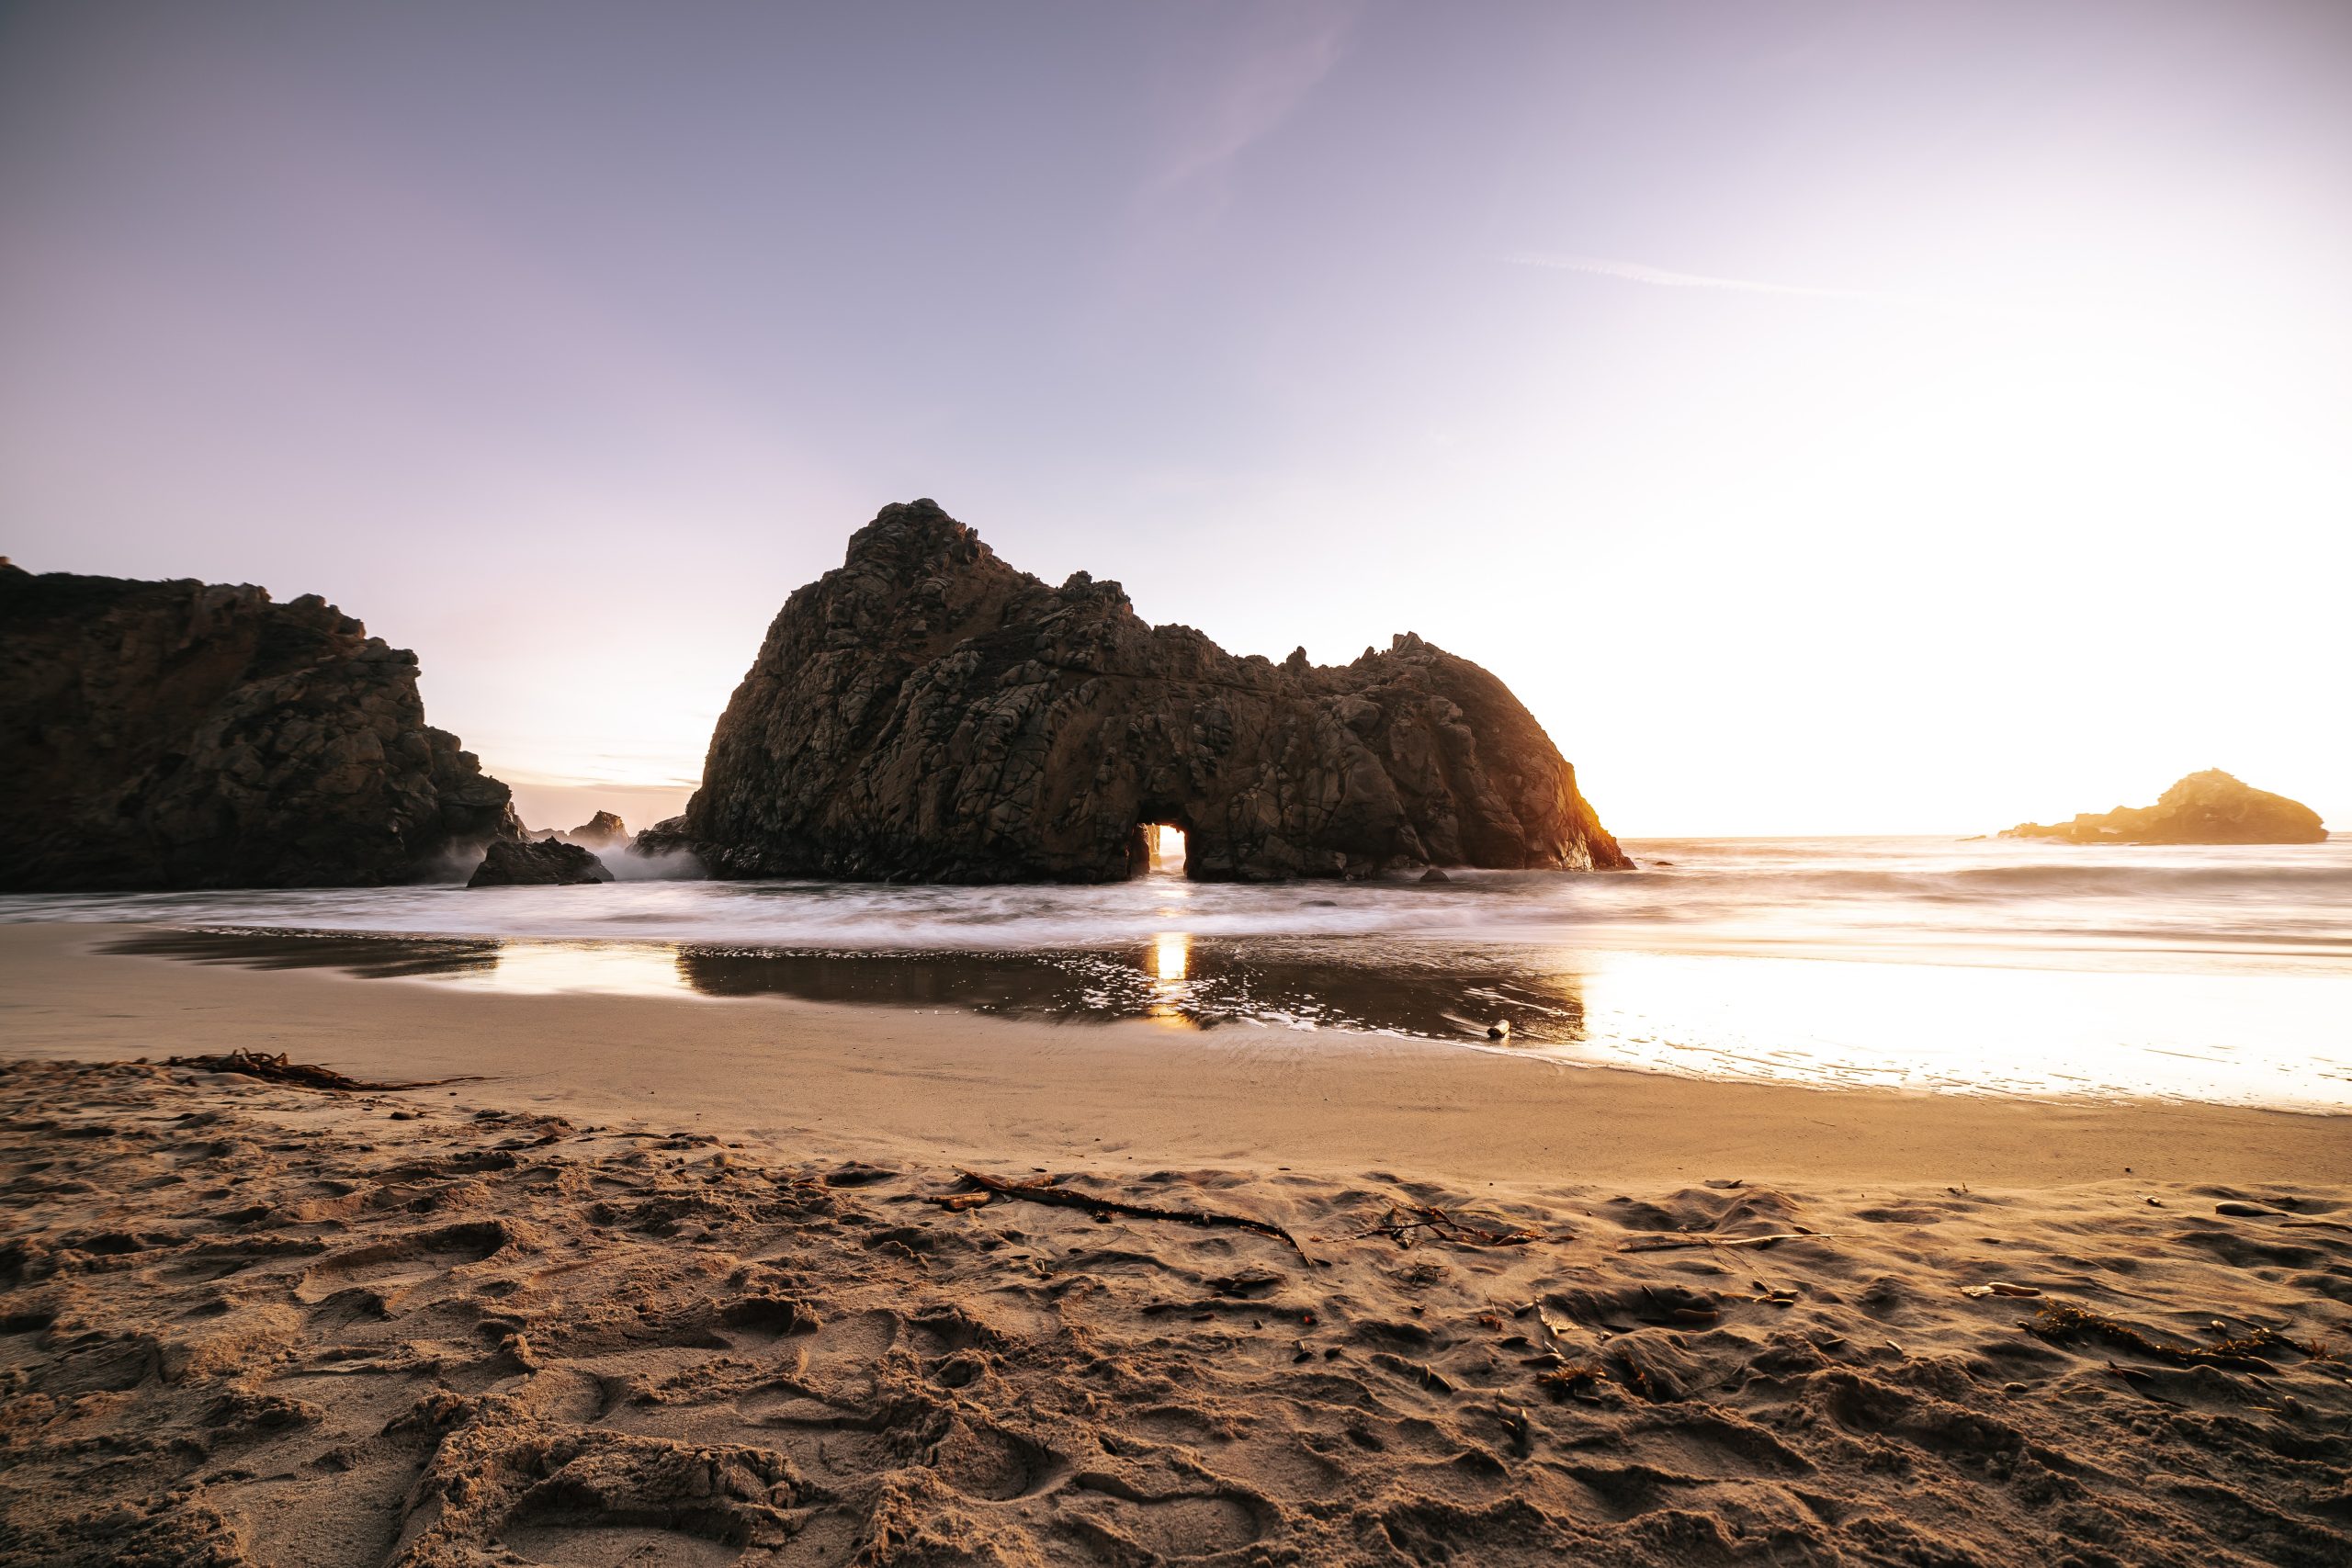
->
468, 838, 612, 887
672, 501, 1627, 883
0, 562, 519, 890
2003, 770, 2328, 845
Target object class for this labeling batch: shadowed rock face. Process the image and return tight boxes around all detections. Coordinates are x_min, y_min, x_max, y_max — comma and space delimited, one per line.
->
674, 501, 1627, 883
2003, 770, 2327, 845
0, 563, 519, 890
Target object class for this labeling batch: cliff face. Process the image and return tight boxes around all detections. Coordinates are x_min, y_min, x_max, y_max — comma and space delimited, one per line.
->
2003, 770, 2327, 846
0, 563, 518, 890
677, 501, 1627, 883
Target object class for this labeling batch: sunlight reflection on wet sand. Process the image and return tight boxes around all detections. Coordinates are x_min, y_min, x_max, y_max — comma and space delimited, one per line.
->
103, 927, 2351, 1112
1560, 950, 2348, 1108
470, 940, 696, 998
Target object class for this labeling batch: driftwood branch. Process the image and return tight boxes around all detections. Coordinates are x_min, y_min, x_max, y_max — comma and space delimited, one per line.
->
1351, 1201, 1545, 1250
936, 1169, 1315, 1267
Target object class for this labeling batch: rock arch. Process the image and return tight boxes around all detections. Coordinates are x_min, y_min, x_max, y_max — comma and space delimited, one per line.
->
663, 501, 1628, 883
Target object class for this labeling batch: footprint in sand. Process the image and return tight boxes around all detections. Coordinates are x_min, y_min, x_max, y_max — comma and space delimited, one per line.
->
294, 1220, 514, 1311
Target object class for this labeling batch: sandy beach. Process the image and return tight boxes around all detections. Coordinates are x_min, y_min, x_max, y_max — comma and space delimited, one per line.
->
10, 5, 2349, 1562
4, 923, 2348, 1566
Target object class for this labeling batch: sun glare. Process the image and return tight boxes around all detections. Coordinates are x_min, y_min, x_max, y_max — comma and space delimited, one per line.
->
1144, 824, 1188, 874
1151, 931, 1191, 987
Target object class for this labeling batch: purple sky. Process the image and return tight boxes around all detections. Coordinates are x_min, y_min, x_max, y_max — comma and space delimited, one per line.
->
6, 2, 2348, 834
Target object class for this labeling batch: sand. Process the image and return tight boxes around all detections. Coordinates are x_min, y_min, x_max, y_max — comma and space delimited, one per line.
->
2, 924, 2349, 1565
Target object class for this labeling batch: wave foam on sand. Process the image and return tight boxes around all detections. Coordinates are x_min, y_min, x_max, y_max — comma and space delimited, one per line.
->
3, 1060, 2347, 1566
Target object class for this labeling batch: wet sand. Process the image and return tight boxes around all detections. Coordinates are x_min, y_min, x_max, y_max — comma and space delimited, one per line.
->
4, 922, 2349, 1565
2, 923, 2345, 1189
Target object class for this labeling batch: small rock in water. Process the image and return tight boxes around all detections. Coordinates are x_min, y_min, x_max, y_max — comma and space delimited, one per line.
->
468, 838, 613, 888
1420, 867, 1452, 884
1487, 1020, 1510, 1041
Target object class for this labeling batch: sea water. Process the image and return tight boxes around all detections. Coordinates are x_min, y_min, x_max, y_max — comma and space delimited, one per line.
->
6, 836, 2346, 1111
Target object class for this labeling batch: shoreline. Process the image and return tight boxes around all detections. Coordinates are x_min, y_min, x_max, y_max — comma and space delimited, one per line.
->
3, 922, 2344, 1190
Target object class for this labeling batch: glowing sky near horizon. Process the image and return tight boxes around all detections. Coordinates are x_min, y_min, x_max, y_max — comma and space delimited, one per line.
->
4, 1, 2347, 836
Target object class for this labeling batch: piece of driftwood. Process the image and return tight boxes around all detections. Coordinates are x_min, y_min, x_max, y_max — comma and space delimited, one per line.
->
1522, 1300, 1577, 1356
942, 1169, 1314, 1266
1617, 1230, 1826, 1253
1352, 1201, 1544, 1250
164, 1050, 443, 1092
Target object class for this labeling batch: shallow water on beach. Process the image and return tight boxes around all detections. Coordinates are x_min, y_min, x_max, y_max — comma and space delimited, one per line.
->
7, 835, 2348, 1111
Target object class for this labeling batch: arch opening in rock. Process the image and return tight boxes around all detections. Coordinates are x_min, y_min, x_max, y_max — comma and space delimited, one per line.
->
1131, 822, 1191, 879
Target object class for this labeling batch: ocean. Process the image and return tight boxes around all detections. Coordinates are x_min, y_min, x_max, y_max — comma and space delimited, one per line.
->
7, 835, 2346, 1111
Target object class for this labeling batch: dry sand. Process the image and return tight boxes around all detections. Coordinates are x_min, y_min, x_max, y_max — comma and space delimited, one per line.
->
1, 923, 2348, 1565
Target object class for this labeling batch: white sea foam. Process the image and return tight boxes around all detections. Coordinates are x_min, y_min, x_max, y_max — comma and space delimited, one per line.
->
7, 835, 2346, 971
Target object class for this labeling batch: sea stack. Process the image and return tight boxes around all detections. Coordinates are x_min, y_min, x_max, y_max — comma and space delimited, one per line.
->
665, 500, 1627, 883
2002, 770, 2327, 845
468, 838, 613, 887
0, 562, 520, 889
566, 810, 630, 847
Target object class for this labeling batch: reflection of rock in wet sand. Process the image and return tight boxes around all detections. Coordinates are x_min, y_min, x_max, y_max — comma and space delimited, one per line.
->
5, 1057, 2348, 1566
107, 928, 1591, 1043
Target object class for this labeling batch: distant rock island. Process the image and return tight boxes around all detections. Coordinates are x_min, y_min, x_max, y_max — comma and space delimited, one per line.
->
2002, 770, 2327, 845
527, 810, 630, 849
0, 561, 519, 889
656, 500, 1626, 882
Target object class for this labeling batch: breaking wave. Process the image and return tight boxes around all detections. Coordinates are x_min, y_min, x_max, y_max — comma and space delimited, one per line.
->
3, 834, 2345, 973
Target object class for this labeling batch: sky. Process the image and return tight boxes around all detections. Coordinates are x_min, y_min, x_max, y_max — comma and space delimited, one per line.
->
4, 0, 2347, 836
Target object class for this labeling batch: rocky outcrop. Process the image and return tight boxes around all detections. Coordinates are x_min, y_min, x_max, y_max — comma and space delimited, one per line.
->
467, 838, 612, 886
0, 561, 519, 890
674, 501, 1628, 883
566, 811, 629, 847
525, 811, 630, 848
2003, 770, 2328, 845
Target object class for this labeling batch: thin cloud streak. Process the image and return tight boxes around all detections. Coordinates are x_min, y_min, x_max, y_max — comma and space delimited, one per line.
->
1504, 250, 1878, 299
1503, 250, 2064, 327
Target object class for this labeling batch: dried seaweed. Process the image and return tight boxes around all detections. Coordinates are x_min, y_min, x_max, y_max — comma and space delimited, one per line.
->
2021, 1302, 2301, 1369
1351, 1201, 1544, 1250
1617, 1230, 1826, 1254
941, 1169, 1314, 1266
1535, 1362, 1608, 1400
922, 1191, 993, 1213
164, 1050, 446, 1093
